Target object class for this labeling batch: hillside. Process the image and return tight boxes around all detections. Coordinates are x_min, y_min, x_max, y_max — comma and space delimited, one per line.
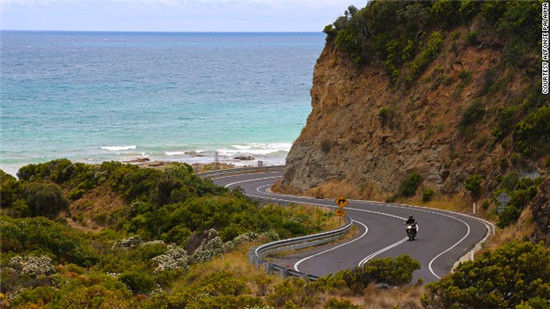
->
278, 1, 549, 241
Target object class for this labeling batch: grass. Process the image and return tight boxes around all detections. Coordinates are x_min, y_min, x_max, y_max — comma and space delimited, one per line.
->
173, 241, 425, 308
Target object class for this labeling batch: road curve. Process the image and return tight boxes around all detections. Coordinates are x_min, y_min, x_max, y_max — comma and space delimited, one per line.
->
210, 170, 492, 283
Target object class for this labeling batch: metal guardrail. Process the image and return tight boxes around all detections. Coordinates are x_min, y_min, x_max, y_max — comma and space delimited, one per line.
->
197, 165, 285, 178
249, 216, 353, 280
199, 165, 353, 280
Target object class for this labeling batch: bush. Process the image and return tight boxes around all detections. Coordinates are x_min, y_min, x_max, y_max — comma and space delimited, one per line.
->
422, 241, 550, 308
23, 182, 69, 218
466, 31, 478, 45
334, 255, 420, 293
119, 271, 156, 294
465, 174, 482, 197
513, 105, 550, 156
408, 32, 444, 82
497, 176, 539, 227
422, 188, 434, 202
0, 216, 98, 266
12, 286, 60, 307
396, 173, 423, 198
459, 100, 485, 132
493, 105, 520, 140
0, 170, 21, 208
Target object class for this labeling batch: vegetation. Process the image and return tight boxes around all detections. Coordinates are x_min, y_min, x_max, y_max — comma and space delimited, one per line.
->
513, 105, 550, 156
324, 1, 540, 84
495, 173, 541, 228
422, 241, 550, 308
23, 182, 69, 218
459, 100, 485, 133
336, 255, 420, 292
0, 160, 342, 307
4, 160, 332, 243
422, 188, 434, 202
400, 173, 423, 198
465, 174, 483, 198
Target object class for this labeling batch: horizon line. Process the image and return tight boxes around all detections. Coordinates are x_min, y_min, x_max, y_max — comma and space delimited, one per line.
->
1, 29, 324, 34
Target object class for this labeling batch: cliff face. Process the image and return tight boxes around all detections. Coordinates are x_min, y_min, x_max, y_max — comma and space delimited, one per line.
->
280, 35, 543, 201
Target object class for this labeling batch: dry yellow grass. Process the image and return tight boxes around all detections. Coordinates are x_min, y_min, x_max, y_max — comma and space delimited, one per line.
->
360, 283, 424, 309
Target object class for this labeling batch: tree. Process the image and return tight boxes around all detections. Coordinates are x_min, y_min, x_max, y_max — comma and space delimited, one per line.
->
24, 182, 69, 218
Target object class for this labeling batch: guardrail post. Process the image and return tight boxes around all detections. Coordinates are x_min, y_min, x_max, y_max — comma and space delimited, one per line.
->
264, 262, 271, 274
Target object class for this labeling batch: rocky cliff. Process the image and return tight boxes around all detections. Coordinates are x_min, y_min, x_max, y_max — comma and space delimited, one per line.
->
282, 41, 541, 198
278, 1, 548, 236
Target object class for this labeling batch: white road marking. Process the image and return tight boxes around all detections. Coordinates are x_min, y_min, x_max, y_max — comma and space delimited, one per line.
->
358, 237, 409, 266
294, 220, 369, 272
215, 173, 479, 280
223, 176, 281, 188
427, 215, 471, 279
210, 171, 281, 181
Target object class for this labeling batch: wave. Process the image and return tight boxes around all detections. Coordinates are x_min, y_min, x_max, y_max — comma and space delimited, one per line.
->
164, 151, 186, 156
218, 143, 292, 156
100, 145, 137, 151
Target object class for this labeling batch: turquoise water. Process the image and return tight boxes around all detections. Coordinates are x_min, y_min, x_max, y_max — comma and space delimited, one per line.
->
1, 31, 324, 174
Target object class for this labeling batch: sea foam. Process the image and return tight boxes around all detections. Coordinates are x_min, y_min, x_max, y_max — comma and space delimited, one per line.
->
100, 145, 137, 151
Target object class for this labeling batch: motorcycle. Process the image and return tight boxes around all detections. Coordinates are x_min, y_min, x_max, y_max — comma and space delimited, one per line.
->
406, 223, 417, 241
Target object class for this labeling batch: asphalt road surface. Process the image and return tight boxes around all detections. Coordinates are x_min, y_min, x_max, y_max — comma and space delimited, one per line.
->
210, 170, 492, 283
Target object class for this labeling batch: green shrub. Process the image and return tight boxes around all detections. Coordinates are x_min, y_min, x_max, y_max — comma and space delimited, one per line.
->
119, 271, 156, 294
459, 100, 485, 132
13, 286, 60, 307
1, 216, 99, 267
408, 32, 444, 82
498, 158, 509, 170
0, 170, 21, 208
396, 173, 423, 198
422, 188, 434, 202
466, 31, 478, 45
513, 105, 550, 156
493, 105, 520, 140
422, 241, 550, 308
23, 182, 69, 218
465, 174, 482, 197
333, 255, 420, 293
497, 177, 539, 227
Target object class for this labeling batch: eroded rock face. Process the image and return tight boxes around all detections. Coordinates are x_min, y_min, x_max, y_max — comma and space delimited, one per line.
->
281, 42, 537, 199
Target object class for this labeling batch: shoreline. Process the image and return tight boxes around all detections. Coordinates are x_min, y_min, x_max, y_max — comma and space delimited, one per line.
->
1, 155, 284, 177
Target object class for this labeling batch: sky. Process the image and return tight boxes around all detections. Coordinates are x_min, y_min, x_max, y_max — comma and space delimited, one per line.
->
1, 0, 366, 32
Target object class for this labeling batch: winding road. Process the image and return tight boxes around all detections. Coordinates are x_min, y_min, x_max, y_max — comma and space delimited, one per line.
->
208, 168, 492, 283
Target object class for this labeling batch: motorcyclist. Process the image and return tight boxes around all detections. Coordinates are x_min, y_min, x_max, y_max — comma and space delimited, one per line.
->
405, 215, 416, 225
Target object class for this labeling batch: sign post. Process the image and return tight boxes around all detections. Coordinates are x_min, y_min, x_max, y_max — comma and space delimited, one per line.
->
334, 196, 349, 226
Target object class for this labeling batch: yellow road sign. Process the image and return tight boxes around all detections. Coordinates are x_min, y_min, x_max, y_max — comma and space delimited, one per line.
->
335, 208, 346, 217
335, 196, 349, 208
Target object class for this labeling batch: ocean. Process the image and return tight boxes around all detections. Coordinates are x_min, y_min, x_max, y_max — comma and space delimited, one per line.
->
0, 31, 325, 175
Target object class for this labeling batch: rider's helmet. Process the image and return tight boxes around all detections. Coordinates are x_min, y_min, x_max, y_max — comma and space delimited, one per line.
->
409, 215, 414, 220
